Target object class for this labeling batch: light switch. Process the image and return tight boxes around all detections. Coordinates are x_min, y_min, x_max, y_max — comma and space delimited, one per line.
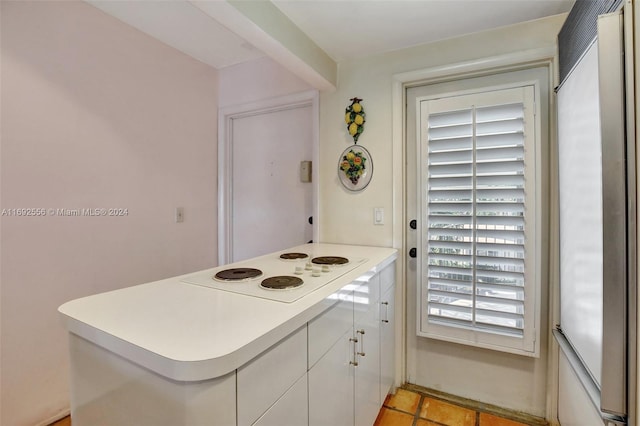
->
374, 207, 384, 225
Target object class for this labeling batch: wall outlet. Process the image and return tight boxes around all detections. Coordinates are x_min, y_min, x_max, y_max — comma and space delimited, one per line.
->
175, 207, 184, 223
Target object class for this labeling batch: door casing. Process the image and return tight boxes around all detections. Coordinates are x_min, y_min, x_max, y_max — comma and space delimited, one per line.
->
218, 90, 320, 265
391, 47, 557, 418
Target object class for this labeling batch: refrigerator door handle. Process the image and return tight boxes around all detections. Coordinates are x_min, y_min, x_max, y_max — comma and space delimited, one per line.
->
598, 10, 629, 419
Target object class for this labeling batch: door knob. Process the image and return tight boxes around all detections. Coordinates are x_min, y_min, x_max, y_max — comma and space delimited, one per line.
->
409, 248, 417, 258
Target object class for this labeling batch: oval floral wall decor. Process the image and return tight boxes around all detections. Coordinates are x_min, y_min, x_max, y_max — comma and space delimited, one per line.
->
345, 97, 365, 142
338, 145, 373, 191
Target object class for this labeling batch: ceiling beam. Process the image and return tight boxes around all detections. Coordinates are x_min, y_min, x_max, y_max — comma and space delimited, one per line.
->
191, 0, 337, 91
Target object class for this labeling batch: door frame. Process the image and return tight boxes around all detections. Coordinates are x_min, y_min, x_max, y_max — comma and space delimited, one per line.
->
218, 90, 320, 265
390, 46, 557, 417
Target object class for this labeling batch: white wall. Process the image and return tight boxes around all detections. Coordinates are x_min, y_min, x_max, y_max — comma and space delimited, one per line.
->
218, 56, 312, 107
318, 14, 566, 416
217, 56, 316, 262
1, 2, 219, 425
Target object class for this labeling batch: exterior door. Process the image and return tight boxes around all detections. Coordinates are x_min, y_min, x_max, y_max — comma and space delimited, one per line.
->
405, 66, 549, 382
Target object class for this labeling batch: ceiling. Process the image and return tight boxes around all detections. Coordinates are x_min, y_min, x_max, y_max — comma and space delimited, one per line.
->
87, 0, 266, 68
272, 0, 575, 63
88, 0, 574, 69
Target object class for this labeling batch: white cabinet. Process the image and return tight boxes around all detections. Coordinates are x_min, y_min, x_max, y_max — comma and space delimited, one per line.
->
253, 374, 308, 426
308, 281, 355, 426
308, 286, 354, 368
61, 244, 397, 426
237, 326, 307, 426
68, 334, 237, 426
308, 262, 396, 426
354, 273, 381, 426
379, 285, 395, 403
379, 263, 396, 402
308, 329, 355, 426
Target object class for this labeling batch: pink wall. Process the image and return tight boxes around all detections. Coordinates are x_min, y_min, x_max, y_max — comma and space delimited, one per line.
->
1, 2, 219, 424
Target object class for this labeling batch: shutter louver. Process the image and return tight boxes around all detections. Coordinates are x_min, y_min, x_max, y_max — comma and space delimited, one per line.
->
426, 101, 527, 338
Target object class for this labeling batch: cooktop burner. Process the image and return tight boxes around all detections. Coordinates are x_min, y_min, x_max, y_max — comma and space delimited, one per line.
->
311, 256, 349, 265
181, 248, 368, 303
260, 276, 304, 290
279, 252, 309, 260
214, 268, 263, 282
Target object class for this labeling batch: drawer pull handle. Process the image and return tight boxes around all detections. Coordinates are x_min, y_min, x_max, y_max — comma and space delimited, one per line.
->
382, 301, 389, 323
349, 337, 359, 366
357, 329, 365, 357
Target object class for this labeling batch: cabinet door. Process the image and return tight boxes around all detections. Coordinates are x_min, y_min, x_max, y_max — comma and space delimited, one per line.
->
309, 329, 354, 426
380, 285, 395, 403
237, 326, 307, 426
354, 298, 380, 426
253, 374, 308, 426
308, 289, 354, 369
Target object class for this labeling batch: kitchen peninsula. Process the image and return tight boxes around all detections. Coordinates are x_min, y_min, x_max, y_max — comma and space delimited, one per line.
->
59, 243, 398, 426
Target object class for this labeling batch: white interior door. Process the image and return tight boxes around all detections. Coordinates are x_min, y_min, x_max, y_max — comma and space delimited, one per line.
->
226, 102, 314, 263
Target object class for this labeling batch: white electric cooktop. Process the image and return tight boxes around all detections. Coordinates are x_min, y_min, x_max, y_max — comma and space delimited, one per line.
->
181, 250, 367, 303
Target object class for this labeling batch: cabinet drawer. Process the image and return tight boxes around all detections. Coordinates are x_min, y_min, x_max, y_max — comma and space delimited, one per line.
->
252, 374, 308, 426
379, 262, 395, 295
237, 326, 307, 426
308, 287, 353, 368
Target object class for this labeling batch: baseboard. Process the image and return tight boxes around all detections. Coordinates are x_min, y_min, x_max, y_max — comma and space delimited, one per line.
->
402, 383, 548, 426
37, 408, 70, 426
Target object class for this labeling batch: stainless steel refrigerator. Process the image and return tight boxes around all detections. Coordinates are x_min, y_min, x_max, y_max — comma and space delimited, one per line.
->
554, 2, 636, 425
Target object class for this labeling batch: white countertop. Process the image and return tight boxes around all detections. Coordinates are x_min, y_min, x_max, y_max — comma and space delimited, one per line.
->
58, 243, 397, 381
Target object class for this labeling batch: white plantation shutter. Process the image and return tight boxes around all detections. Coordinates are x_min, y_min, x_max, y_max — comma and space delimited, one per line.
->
418, 85, 538, 355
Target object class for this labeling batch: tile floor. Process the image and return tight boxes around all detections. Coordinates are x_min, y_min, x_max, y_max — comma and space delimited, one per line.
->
374, 387, 546, 426
50, 387, 545, 426
50, 415, 70, 426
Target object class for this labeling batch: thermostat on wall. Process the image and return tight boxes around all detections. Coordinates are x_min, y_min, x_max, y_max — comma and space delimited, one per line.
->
300, 161, 312, 183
